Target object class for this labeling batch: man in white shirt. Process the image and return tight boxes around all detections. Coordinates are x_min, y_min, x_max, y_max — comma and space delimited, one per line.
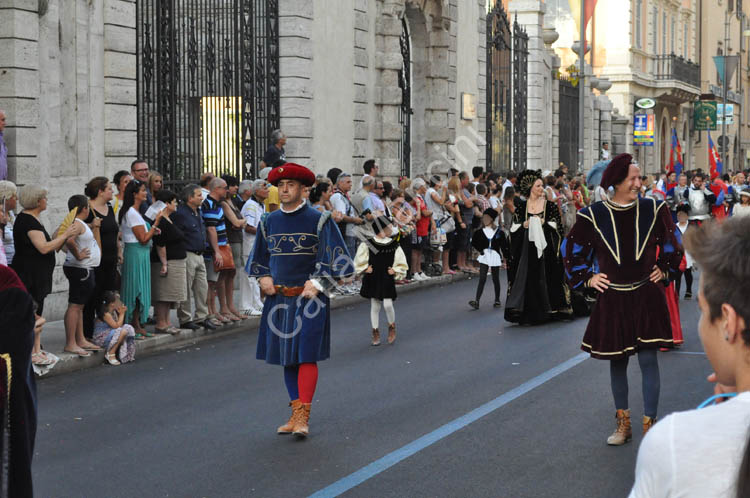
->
240, 179, 268, 315
601, 141, 610, 160
330, 172, 364, 258
501, 171, 517, 200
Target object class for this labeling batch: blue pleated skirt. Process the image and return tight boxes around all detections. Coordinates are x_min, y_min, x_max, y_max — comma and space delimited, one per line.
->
121, 242, 151, 323
256, 294, 331, 366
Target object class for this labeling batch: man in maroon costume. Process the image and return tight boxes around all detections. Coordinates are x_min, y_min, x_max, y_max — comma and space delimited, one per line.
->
562, 154, 683, 446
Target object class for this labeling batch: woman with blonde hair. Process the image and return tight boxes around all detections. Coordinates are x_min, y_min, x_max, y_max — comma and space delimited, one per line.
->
11, 185, 82, 363
148, 171, 163, 200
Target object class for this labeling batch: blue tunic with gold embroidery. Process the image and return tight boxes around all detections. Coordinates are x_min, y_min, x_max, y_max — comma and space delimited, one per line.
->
561, 198, 683, 360
248, 205, 352, 366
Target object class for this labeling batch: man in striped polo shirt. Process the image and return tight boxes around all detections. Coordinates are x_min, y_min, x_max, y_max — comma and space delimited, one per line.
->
202, 177, 231, 324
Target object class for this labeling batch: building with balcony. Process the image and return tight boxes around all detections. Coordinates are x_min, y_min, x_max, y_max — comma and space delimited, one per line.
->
547, 0, 700, 174
694, 0, 750, 174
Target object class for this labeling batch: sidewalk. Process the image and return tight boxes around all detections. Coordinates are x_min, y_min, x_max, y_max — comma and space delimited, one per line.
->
39, 272, 470, 378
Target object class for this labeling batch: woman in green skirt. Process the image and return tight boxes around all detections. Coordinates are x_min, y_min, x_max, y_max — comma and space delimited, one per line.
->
118, 180, 164, 338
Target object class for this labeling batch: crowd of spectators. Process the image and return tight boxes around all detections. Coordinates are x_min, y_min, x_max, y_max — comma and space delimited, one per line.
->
1, 129, 749, 372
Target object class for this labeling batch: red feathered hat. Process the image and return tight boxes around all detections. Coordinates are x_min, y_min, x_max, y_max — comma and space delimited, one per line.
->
267, 163, 316, 187
600, 153, 634, 190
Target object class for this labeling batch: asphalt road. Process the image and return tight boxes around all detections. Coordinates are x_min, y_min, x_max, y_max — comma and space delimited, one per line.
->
34, 277, 710, 498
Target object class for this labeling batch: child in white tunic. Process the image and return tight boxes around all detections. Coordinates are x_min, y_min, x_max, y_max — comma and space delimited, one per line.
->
469, 208, 509, 310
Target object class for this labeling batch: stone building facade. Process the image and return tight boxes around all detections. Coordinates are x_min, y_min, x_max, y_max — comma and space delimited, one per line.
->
1, 0, 614, 319
279, 0, 487, 178
2, 0, 137, 319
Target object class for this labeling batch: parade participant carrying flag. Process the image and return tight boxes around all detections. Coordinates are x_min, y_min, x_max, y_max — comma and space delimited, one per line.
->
562, 153, 684, 446
708, 130, 723, 180
248, 163, 353, 439
667, 128, 683, 177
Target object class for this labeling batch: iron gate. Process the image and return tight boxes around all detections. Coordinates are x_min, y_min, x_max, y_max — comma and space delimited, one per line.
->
512, 19, 528, 172
398, 17, 412, 178
136, 0, 280, 189
486, 2, 512, 173
558, 77, 579, 171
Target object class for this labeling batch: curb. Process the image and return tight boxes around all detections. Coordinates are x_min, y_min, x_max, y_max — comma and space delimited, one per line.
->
41, 272, 472, 379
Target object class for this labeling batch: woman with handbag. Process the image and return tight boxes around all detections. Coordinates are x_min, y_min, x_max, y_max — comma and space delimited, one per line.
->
118, 180, 164, 338
220, 176, 249, 321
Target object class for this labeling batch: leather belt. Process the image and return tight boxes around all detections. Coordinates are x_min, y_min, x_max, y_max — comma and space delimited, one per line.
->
608, 278, 650, 292
274, 285, 305, 297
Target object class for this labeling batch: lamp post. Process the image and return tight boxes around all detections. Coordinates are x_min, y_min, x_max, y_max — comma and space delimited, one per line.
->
722, 8, 729, 170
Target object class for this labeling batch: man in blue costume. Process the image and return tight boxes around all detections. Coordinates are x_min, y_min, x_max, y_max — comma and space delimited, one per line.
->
248, 163, 352, 438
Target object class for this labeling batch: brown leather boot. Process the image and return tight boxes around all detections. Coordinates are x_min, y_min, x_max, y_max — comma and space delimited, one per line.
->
642, 415, 657, 435
371, 328, 381, 346
277, 399, 303, 435
387, 323, 396, 345
606, 409, 632, 446
293, 403, 312, 437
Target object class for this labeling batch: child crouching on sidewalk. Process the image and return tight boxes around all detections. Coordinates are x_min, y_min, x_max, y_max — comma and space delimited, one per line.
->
355, 216, 408, 346
93, 291, 136, 365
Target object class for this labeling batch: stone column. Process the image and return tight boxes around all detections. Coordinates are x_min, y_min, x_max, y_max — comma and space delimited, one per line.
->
597, 95, 613, 154
423, 18, 452, 175
103, 0, 137, 175
279, 0, 314, 166
373, 0, 403, 177
0, 1, 41, 184
509, 0, 545, 171
551, 54, 560, 170
353, 0, 371, 171
611, 111, 630, 156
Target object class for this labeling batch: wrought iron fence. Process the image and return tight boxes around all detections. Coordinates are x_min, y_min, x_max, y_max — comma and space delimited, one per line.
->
486, 2, 512, 173
512, 18, 528, 172
136, 0, 280, 190
398, 17, 413, 179
558, 77, 579, 171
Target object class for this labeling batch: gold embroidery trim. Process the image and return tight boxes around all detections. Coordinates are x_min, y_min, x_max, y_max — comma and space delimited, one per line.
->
607, 279, 649, 291
636, 200, 664, 261
581, 337, 674, 356
587, 203, 621, 265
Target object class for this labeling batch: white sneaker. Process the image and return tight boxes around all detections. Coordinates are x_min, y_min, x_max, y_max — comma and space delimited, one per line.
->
250, 309, 263, 316
413, 273, 425, 281
421, 272, 431, 280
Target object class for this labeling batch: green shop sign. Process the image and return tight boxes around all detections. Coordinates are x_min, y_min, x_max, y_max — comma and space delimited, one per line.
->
693, 101, 717, 131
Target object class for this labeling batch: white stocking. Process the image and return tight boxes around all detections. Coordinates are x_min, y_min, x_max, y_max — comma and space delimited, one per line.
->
383, 298, 395, 325
370, 299, 382, 329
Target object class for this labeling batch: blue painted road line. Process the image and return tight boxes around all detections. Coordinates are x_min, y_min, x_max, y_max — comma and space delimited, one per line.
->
309, 352, 590, 498
671, 351, 706, 356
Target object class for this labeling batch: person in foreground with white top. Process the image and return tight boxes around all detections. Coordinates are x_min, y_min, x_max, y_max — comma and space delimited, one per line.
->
629, 216, 750, 498
62, 195, 102, 357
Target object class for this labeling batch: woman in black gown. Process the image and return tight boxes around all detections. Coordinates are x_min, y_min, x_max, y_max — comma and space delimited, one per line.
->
505, 170, 572, 324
